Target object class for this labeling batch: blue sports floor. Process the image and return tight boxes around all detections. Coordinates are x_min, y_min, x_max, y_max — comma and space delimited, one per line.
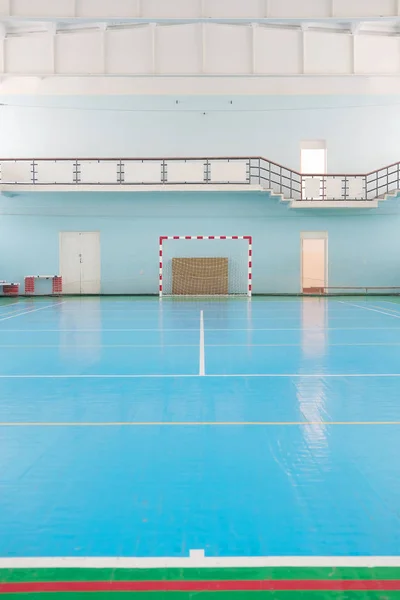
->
1, 295, 400, 559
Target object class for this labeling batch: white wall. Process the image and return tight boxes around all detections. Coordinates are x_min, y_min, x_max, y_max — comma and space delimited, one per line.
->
1, 95, 399, 172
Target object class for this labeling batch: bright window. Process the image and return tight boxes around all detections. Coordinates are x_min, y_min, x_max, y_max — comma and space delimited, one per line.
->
301, 141, 327, 174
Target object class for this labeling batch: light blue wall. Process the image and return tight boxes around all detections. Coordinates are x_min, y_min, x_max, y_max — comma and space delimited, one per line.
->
1, 95, 400, 172
1, 191, 400, 294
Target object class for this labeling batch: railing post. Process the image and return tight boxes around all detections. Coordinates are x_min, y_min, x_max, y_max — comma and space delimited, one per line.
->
118, 160, 123, 184
258, 157, 261, 186
398, 163, 400, 196
204, 159, 210, 183
31, 160, 37, 185
387, 166, 389, 196
74, 160, 80, 184
161, 160, 167, 184
247, 158, 250, 184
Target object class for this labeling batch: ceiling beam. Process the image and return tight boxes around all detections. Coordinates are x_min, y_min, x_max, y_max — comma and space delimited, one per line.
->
3, 17, 400, 24
1, 75, 400, 96
0, 22, 5, 74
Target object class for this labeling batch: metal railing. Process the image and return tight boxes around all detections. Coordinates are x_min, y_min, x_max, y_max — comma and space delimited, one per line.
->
0, 156, 398, 202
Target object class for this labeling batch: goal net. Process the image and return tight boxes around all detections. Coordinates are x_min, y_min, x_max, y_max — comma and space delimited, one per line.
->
159, 236, 252, 297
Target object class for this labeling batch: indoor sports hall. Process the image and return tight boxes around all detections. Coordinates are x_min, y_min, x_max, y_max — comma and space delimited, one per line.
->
2, 1, 400, 599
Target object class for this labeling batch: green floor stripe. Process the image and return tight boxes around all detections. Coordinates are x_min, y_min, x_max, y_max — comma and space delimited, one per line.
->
2, 567, 400, 583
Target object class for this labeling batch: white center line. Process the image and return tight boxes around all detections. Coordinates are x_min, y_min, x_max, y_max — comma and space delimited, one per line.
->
199, 310, 205, 376
0, 302, 66, 322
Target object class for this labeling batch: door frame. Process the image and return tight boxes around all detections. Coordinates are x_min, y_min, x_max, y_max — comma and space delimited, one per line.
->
59, 231, 101, 295
300, 231, 328, 293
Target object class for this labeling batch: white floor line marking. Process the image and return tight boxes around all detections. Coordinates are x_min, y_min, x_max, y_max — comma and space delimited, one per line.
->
1, 421, 399, 427
22, 316, 382, 325
0, 344, 201, 348
0, 304, 47, 317
199, 310, 205, 376
338, 300, 400, 320
1, 557, 400, 569
1, 373, 400, 379
3, 342, 400, 348
369, 302, 400, 315
379, 300, 400, 307
0, 304, 27, 313
4, 327, 400, 332
0, 302, 66, 323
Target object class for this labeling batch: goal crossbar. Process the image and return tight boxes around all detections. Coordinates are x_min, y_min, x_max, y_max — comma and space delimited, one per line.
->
159, 235, 252, 297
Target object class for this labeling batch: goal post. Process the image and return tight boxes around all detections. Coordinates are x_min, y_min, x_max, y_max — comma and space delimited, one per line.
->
159, 235, 252, 297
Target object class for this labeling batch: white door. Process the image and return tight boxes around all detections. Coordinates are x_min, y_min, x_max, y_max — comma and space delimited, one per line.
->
301, 238, 327, 293
60, 232, 101, 294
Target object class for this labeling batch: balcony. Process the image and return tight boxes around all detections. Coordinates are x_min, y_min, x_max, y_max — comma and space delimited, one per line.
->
0, 156, 398, 207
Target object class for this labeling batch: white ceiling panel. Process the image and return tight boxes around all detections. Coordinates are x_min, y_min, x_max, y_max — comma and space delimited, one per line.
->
106, 26, 153, 74
355, 34, 400, 73
304, 31, 352, 74
142, 0, 201, 19
255, 27, 301, 74
12, 0, 74, 17
334, 0, 396, 17
78, 0, 138, 18
6, 34, 53, 73
203, 0, 263, 18
56, 31, 103, 74
204, 24, 251, 74
0, 0, 10, 16
157, 24, 201, 74
268, 0, 331, 18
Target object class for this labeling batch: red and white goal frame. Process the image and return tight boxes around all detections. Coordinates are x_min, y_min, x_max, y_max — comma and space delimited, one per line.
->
159, 235, 253, 297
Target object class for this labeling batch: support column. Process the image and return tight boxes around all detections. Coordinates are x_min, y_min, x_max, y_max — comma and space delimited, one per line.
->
301, 24, 308, 75
351, 23, 360, 74
47, 23, 57, 74
251, 23, 258, 74
201, 22, 206, 73
150, 23, 157, 73
0, 24, 6, 75
100, 23, 107, 74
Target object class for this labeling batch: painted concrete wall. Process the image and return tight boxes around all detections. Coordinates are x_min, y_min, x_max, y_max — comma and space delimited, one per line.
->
0, 95, 400, 173
1, 191, 399, 294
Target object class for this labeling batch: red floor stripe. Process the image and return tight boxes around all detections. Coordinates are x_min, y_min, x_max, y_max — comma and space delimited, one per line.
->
1, 580, 400, 593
